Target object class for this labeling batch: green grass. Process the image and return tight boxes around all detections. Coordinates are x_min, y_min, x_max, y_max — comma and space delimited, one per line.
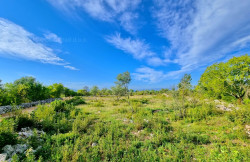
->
0, 95, 249, 161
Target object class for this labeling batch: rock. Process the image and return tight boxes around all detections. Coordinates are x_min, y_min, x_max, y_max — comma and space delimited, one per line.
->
0, 153, 7, 162
214, 100, 220, 103
13, 144, 28, 154
0, 98, 62, 115
132, 130, 143, 136
3, 144, 28, 158
245, 125, 250, 137
18, 128, 33, 138
216, 105, 232, 111
130, 120, 134, 123
152, 109, 162, 113
18, 127, 45, 139
3, 145, 14, 157
92, 142, 97, 147
228, 104, 235, 108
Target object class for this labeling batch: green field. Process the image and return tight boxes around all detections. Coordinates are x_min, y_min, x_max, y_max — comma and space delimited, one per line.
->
1, 95, 249, 161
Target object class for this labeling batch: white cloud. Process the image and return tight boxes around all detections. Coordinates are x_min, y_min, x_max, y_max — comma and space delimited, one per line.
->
44, 32, 62, 43
119, 12, 138, 35
64, 65, 79, 70
132, 67, 165, 83
0, 18, 77, 70
47, 0, 141, 34
106, 33, 155, 60
153, 0, 250, 76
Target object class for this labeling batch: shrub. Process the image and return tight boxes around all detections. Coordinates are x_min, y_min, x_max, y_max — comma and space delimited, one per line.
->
243, 98, 250, 105
15, 115, 35, 131
227, 106, 250, 124
51, 100, 67, 112
0, 132, 18, 149
92, 101, 104, 107
66, 96, 86, 106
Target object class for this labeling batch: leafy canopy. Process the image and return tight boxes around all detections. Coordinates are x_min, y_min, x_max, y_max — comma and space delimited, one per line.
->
198, 54, 250, 102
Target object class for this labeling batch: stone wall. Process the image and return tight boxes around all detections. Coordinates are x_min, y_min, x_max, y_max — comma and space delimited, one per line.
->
0, 98, 62, 115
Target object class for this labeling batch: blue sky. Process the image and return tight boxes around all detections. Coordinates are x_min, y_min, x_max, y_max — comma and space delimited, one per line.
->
0, 0, 250, 90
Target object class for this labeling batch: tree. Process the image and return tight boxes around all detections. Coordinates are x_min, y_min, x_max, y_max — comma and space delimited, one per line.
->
90, 86, 99, 96
77, 89, 89, 96
198, 54, 250, 104
48, 83, 64, 98
111, 84, 126, 100
175, 74, 193, 117
178, 74, 192, 96
115, 71, 131, 99
0, 79, 2, 89
64, 87, 77, 97
12, 76, 49, 101
83, 86, 90, 92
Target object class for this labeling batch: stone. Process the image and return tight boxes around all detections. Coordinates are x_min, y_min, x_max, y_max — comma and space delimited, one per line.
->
13, 144, 28, 154
214, 100, 220, 103
0, 98, 63, 115
245, 125, 250, 137
3, 145, 14, 157
18, 127, 45, 139
92, 142, 97, 147
216, 104, 232, 111
0, 153, 7, 162
18, 128, 33, 138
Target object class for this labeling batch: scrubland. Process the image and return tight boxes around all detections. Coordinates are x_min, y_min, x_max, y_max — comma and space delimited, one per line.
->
0, 95, 249, 161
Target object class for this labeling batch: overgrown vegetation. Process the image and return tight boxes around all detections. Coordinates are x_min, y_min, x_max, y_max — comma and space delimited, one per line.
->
0, 55, 249, 161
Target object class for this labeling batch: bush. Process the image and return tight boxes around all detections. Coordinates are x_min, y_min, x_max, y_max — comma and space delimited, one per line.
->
51, 100, 67, 112
15, 116, 35, 131
66, 96, 86, 106
0, 132, 18, 149
243, 98, 250, 105
227, 106, 250, 124
92, 101, 104, 107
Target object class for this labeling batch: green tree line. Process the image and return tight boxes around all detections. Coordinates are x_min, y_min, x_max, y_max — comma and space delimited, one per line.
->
0, 77, 77, 106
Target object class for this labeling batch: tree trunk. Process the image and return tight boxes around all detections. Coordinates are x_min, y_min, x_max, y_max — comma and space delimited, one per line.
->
237, 97, 242, 105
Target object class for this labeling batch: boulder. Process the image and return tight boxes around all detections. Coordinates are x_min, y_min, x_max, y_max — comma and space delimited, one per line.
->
0, 153, 7, 162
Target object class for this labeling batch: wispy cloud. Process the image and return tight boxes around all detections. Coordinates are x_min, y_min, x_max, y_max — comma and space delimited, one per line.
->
153, 0, 250, 75
64, 65, 79, 71
106, 33, 155, 60
0, 18, 77, 70
132, 67, 165, 83
44, 32, 62, 43
47, 0, 141, 34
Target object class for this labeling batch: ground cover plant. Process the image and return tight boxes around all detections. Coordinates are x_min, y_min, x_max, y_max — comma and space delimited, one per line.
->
0, 55, 249, 161
0, 94, 249, 161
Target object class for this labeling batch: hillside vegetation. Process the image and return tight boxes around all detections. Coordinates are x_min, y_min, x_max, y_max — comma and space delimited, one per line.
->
0, 55, 249, 161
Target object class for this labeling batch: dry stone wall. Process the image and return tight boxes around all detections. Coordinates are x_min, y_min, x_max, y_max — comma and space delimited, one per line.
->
0, 98, 62, 115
